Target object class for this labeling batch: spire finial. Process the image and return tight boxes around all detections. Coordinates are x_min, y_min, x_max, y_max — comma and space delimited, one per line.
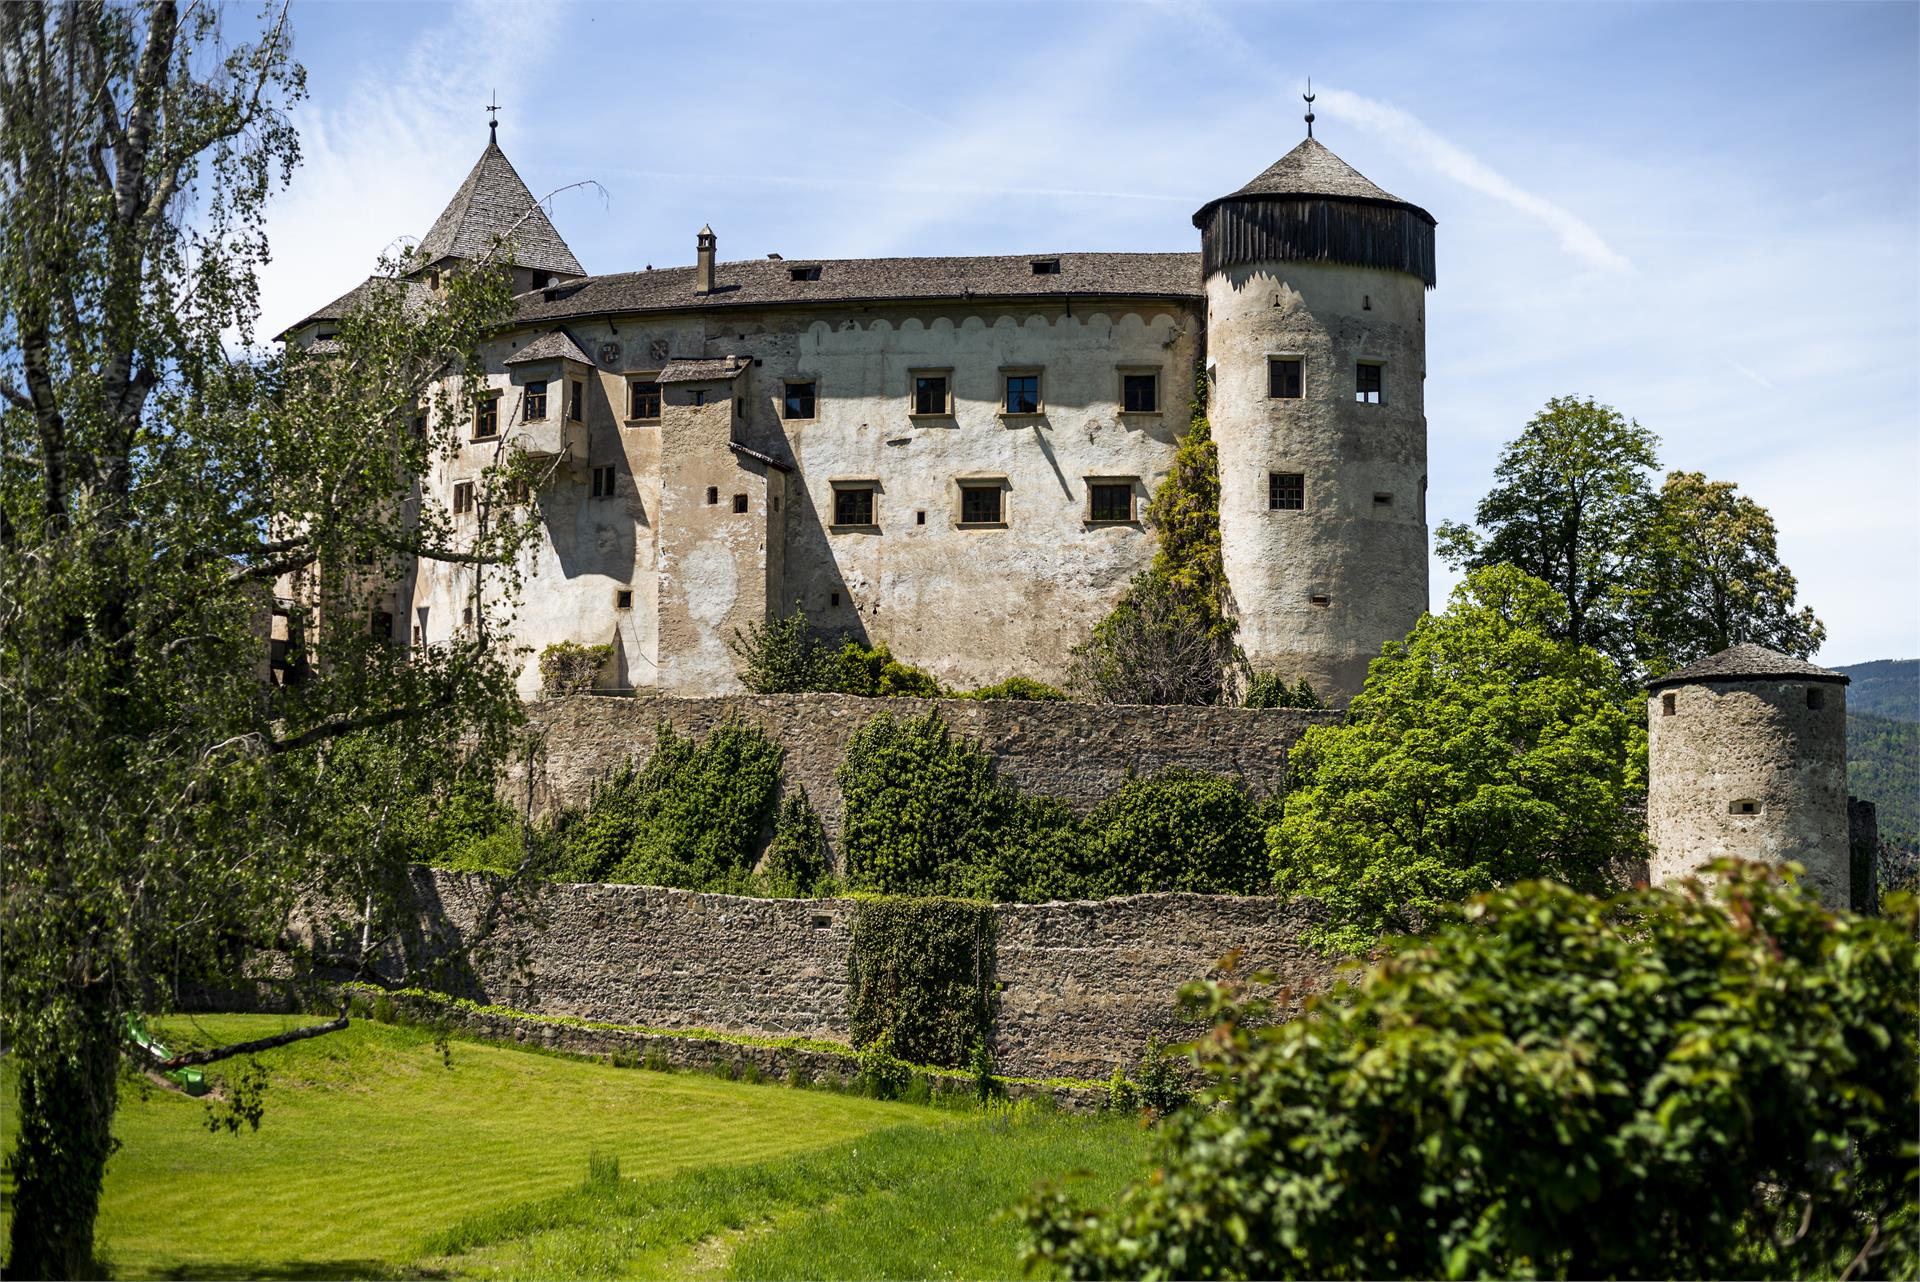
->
1303, 78, 1316, 139
486, 91, 500, 143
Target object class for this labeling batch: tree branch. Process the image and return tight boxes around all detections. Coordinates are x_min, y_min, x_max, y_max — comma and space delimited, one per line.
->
144, 1006, 350, 1070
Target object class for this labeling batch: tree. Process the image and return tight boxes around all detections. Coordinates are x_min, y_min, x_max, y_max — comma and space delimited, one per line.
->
1269, 566, 1645, 952
1635, 470, 1825, 673
0, 5, 538, 1272
1436, 395, 1659, 669
1024, 867, 1919, 1281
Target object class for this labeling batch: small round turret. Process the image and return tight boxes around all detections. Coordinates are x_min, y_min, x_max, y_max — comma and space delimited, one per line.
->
1645, 644, 1850, 902
1195, 135, 1436, 702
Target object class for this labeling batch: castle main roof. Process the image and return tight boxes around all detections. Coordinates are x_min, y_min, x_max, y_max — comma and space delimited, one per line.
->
418, 139, 585, 277
1193, 137, 1435, 226
1645, 643, 1848, 691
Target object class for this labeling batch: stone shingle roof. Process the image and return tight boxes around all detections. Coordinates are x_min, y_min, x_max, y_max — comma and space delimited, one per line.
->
1645, 643, 1848, 691
1195, 137, 1434, 224
514, 252, 1201, 325
504, 329, 592, 366
418, 140, 585, 277
276, 276, 435, 340
657, 357, 750, 383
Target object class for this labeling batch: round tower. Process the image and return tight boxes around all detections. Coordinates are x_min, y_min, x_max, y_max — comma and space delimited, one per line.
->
1645, 644, 1850, 903
1195, 131, 1436, 703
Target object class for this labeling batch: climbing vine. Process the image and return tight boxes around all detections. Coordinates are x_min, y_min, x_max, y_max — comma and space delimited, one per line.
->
848, 896, 997, 1069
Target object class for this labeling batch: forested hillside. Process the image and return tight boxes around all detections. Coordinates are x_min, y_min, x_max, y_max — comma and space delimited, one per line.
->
1836, 659, 1918, 721
1848, 711, 1918, 855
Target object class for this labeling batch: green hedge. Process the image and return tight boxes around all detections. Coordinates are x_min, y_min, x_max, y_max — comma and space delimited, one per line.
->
848, 896, 996, 1069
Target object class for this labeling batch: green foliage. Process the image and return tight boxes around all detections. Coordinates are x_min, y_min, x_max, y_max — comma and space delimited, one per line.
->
538, 641, 612, 697
1636, 470, 1825, 672
1024, 868, 1920, 1282
838, 711, 1009, 894
958, 676, 1070, 702
1241, 673, 1324, 709
830, 639, 945, 698
1085, 770, 1269, 897
730, 609, 945, 698
1849, 711, 1920, 856
1271, 566, 1647, 952
848, 896, 996, 1069
1132, 1033, 1191, 1117
761, 787, 832, 897
547, 720, 783, 890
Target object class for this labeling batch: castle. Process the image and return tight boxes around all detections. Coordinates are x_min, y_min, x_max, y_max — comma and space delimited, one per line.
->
282, 121, 1435, 702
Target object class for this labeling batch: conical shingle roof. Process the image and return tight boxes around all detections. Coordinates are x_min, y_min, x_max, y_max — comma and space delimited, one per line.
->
1645, 643, 1847, 691
418, 140, 584, 276
1195, 137, 1433, 225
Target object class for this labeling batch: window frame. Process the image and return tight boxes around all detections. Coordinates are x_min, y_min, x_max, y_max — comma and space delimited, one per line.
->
626, 376, 663, 423
591, 464, 618, 499
1118, 369, 1160, 415
1000, 367, 1043, 418
830, 481, 879, 530
782, 379, 818, 421
1086, 478, 1138, 524
452, 480, 476, 515
1354, 360, 1385, 405
523, 379, 548, 421
956, 477, 1009, 528
472, 391, 501, 440
569, 378, 585, 423
1268, 471, 1305, 512
908, 368, 953, 418
1268, 355, 1305, 400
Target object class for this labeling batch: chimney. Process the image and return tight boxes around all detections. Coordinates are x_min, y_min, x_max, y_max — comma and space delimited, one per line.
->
696, 224, 716, 294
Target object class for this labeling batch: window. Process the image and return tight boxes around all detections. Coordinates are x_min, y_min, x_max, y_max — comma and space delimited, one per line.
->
1031, 258, 1060, 275
1268, 358, 1304, 399
915, 510, 927, 525
1355, 362, 1383, 404
371, 610, 394, 641
1004, 373, 1040, 415
960, 484, 1003, 525
614, 588, 633, 610
1269, 472, 1305, 511
1089, 483, 1133, 523
411, 623, 423, 646
706, 486, 719, 505
452, 481, 475, 514
1121, 373, 1158, 414
411, 412, 427, 439
912, 373, 949, 416
569, 379, 584, 422
524, 380, 548, 420
1807, 687, 1825, 710
1731, 799, 1761, 815
783, 381, 817, 420
1662, 693, 1676, 716
531, 270, 552, 290
732, 493, 748, 513
628, 379, 661, 420
462, 605, 474, 630
789, 265, 821, 281
473, 393, 500, 439
691, 389, 708, 407
592, 465, 617, 498
1373, 492, 1393, 507
833, 485, 875, 527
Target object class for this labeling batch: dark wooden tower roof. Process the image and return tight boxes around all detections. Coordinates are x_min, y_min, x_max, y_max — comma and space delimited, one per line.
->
1645, 644, 1848, 691
1193, 137, 1436, 287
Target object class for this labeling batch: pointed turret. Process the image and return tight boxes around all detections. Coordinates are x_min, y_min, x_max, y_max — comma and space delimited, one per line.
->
417, 135, 584, 280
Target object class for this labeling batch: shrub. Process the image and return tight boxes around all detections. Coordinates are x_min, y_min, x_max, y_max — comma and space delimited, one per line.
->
848, 896, 996, 1069
839, 711, 1010, 894
1242, 673, 1323, 709
760, 787, 830, 897
832, 640, 944, 698
730, 610, 835, 694
1105, 1071, 1139, 1114
1271, 565, 1647, 953
1084, 770, 1268, 897
538, 641, 611, 697
1025, 867, 1920, 1281
959, 677, 1070, 702
1132, 1033, 1191, 1116
854, 1033, 914, 1100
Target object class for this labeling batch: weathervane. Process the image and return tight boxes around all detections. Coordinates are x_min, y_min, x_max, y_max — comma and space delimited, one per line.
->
1303, 78, 1316, 139
487, 91, 500, 143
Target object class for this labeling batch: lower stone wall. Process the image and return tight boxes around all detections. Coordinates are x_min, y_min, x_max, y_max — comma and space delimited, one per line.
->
320, 868, 1342, 1081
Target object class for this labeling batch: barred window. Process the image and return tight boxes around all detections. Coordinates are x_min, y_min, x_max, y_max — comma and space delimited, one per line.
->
1268, 358, 1303, 399
1122, 373, 1158, 413
960, 485, 1003, 525
1269, 472, 1305, 511
834, 486, 876, 527
591, 465, 617, 498
1089, 483, 1133, 522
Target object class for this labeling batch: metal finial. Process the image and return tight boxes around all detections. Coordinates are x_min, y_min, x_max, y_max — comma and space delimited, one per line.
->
1303, 78, 1316, 139
487, 91, 500, 143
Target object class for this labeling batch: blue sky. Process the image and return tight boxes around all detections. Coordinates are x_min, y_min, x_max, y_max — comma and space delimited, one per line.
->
259, 0, 1920, 665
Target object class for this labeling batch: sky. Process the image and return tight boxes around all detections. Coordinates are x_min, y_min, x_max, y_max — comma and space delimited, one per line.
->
253, 0, 1920, 666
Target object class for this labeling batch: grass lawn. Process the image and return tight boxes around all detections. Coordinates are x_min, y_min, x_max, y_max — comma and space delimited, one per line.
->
1, 1014, 1152, 1280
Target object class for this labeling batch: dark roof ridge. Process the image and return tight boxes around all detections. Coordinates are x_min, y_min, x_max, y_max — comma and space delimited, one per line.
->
1645, 643, 1848, 691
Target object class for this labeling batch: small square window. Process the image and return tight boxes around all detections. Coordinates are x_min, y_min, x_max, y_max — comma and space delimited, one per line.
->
1269, 358, 1303, 399
834, 486, 876, 527
1731, 799, 1761, 815
1662, 693, 1677, 716
915, 510, 927, 525
473, 393, 500, 439
830, 591, 841, 607
784, 381, 817, 420
1355, 362, 1383, 404
629, 380, 661, 420
912, 374, 949, 416
592, 465, 617, 498
732, 493, 749, 513
614, 588, 634, 610
1004, 374, 1040, 415
960, 485, 1003, 525
462, 605, 474, 629
1030, 258, 1061, 275
1269, 472, 1305, 511
1807, 687, 1825, 710
411, 623, 423, 646
1090, 483, 1133, 522
1373, 492, 1393, 507
706, 486, 719, 505
524, 380, 548, 420
1122, 373, 1158, 414
569, 379, 584, 422
452, 480, 476, 514
692, 389, 708, 407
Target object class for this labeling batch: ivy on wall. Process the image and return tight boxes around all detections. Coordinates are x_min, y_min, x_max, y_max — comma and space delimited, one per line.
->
848, 896, 996, 1069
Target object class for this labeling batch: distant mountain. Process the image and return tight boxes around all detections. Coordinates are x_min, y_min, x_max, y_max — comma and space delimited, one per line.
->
1848, 710, 1917, 858
1835, 659, 1918, 722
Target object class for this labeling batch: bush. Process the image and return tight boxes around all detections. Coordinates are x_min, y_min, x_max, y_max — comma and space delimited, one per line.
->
959, 677, 1069, 702
832, 640, 944, 698
1069, 569, 1237, 706
1085, 770, 1268, 897
839, 711, 1010, 895
1025, 867, 1920, 1281
854, 1032, 914, 1100
1133, 1033, 1190, 1116
730, 609, 943, 698
539, 641, 611, 697
848, 896, 996, 1069
760, 788, 830, 897
1242, 673, 1323, 709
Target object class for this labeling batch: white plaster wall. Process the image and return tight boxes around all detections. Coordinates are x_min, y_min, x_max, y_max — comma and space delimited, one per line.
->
1646, 680, 1850, 903
1206, 260, 1428, 703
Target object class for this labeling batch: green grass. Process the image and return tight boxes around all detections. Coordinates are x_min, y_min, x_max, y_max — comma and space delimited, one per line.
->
2, 1014, 1153, 1280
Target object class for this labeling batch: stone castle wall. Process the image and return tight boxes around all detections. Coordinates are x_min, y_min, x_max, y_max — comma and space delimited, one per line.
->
508, 693, 1336, 840
342, 868, 1342, 1081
